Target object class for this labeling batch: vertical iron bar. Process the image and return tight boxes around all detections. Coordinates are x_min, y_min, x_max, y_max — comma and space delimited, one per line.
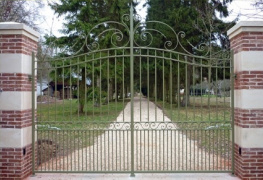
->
123, 130, 125, 170
147, 49, 150, 123
170, 53, 172, 121
77, 57, 80, 118
224, 59, 227, 122
100, 54, 102, 121
89, 130, 91, 170
62, 60, 65, 171
140, 49, 142, 122
93, 129, 95, 171
108, 130, 110, 170
84, 57, 87, 118
231, 50, 235, 174
115, 50, 117, 116
116, 130, 118, 171
163, 129, 164, 170
185, 59, 188, 170
119, 129, 122, 171
107, 50, 110, 121
136, 128, 138, 170
123, 50, 125, 122
144, 130, 145, 170
175, 127, 176, 170
200, 59, 203, 170
78, 130, 80, 171
54, 60, 57, 171
148, 130, 150, 171
155, 130, 157, 170
86, 130, 88, 171
151, 130, 153, 170
208, 60, 211, 170
170, 130, 172, 170
31, 52, 35, 175
192, 58, 195, 170
155, 50, 157, 122
97, 129, 99, 171
129, 1, 135, 177
177, 59, 180, 169
215, 61, 218, 170
92, 55, 94, 119
162, 51, 165, 122
112, 130, 113, 171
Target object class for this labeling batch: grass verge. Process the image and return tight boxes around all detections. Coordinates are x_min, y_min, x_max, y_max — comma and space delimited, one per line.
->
36, 98, 128, 165
156, 96, 232, 160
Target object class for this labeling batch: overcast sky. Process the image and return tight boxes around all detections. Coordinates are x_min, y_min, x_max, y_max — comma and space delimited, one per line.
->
37, 0, 263, 37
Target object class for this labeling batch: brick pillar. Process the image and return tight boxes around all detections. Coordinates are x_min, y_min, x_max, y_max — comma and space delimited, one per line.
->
0, 22, 39, 179
228, 21, 263, 180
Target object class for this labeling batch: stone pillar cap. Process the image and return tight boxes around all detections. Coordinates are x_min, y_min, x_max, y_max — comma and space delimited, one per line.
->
227, 21, 263, 39
0, 21, 40, 40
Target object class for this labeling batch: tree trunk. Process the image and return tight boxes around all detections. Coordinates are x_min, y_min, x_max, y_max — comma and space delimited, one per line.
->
181, 64, 192, 107
108, 79, 113, 101
125, 86, 128, 98
165, 77, 169, 102
116, 83, 119, 101
120, 84, 123, 99
157, 73, 162, 100
78, 68, 86, 113
96, 76, 101, 105
172, 76, 177, 104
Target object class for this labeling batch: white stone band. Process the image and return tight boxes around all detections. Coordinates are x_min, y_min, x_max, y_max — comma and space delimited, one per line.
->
0, 91, 36, 110
0, 54, 35, 74
234, 89, 263, 109
0, 126, 35, 148
234, 51, 263, 72
235, 125, 263, 148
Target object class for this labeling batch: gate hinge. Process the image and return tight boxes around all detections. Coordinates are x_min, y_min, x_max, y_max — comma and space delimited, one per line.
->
233, 74, 237, 80
28, 75, 32, 82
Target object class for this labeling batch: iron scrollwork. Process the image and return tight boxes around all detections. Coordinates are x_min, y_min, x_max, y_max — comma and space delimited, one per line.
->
53, 13, 213, 57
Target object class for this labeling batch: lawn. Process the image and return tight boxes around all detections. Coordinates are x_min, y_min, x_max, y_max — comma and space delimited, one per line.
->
157, 96, 233, 160
36, 98, 128, 165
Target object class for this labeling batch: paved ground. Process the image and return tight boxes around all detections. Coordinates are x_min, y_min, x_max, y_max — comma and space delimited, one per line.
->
27, 173, 240, 180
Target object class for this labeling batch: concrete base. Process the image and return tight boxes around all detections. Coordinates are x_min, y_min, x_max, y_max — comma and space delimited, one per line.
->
26, 173, 240, 180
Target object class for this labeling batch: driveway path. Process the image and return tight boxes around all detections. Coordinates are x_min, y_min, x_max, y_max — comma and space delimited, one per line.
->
39, 96, 230, 172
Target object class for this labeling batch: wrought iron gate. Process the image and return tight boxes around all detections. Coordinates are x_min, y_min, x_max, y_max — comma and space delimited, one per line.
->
32, 3, 234, 176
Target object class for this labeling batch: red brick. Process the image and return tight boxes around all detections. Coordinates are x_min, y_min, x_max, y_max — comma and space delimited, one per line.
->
250, 32, 263, 35
0, 144, 33, 179
234, 144, 263, 179
9, 38, 22, 42
1, 35, 16, 38
0, 34, 37, 55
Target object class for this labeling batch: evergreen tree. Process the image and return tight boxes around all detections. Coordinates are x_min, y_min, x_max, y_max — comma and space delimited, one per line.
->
144, 0, 235, 106
46, 0, 134, 113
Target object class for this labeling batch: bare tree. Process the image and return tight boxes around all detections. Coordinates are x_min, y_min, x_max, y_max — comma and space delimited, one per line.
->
0, 0, 44, 30
255, 0, 263, 9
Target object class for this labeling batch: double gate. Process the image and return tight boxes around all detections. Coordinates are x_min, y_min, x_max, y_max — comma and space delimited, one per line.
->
32, 3, 234, 176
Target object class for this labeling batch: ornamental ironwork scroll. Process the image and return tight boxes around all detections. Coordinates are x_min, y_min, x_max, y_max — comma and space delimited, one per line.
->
51, 13, 216, 57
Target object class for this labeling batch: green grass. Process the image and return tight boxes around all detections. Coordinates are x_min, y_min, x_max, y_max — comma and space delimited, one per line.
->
36, 98, 128, 163
156, 96, 233, 159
